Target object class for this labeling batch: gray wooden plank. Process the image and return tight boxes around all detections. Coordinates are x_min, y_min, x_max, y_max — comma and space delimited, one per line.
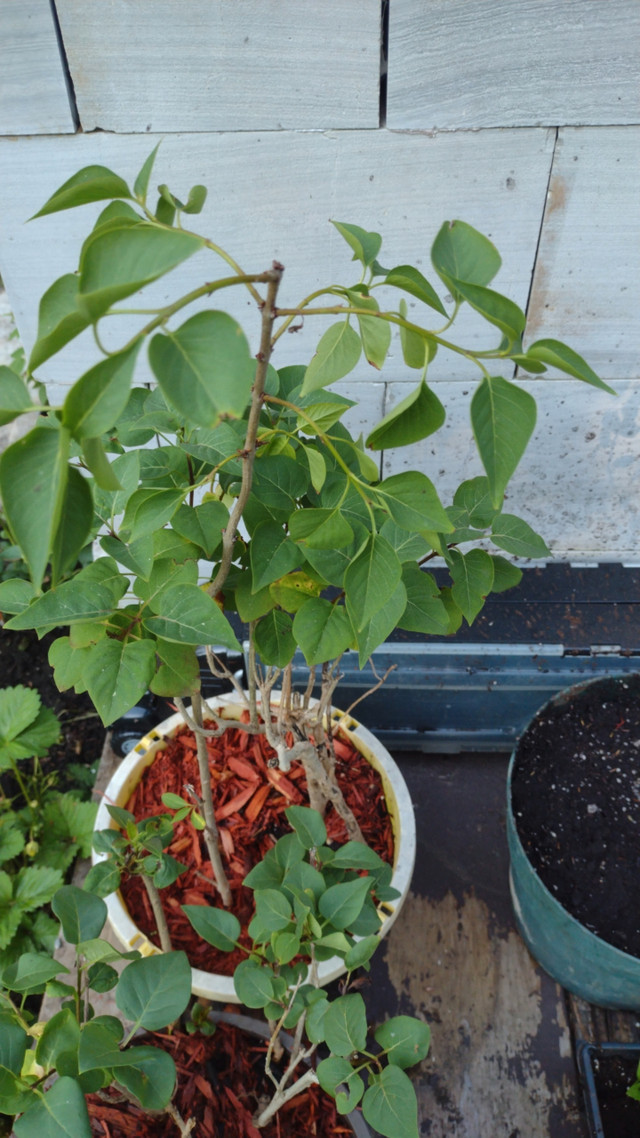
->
54, 0, 380, 132
526, 127, 640, 381
0, 0, 75, 134
370, 754, 583, 1137
0, 126, 554, 402
387, 0, 640, 130
382, 378, 640, 563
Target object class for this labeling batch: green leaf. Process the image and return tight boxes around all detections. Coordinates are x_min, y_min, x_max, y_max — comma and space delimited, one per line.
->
301, 322, 361, 395
376, 471, 453, 532
471, 376, 537, 508
285, 806, 327, 850
344, 535, 402, 632
317, 1056, 365, 1113
120, 487, 184, 541
449, 548, 495, 624
331, 842, 384, 871
13, 1075, 92, 1138
269, 571, 320, 614
250, 522, 301, 591
76, 1019, 124, 1070
182, 905, 240, 952
489, 555, 523, 592
116, 951, 192, 1031
254, 889, 294, 933
526, 338, 616, 394
78, 222, 203, 321
331, 221, 382, 268
150, 640, 200, 699
398, 565, 449, 635
322, 993, 368, 1056
62, 344, 141, 440
100, 535, 154, 580
36, 1008, 80, 1070
254, 609, 296, 667
233, 959, 276, 1008
33, 166, 132, 218
0, 1012, 28, 1074
6, 572, 124, 632
149, 312, 255, 428
319, 876, 372, 930
171, 500, 229, 559
142, 584, 240, 649
385, 264, 447, 316
363, 1065, 419, 1138
182, 185, 208, 215
354, 580, 406, 668
367, 380, 445, 450
289, 507, 354, 550
452, 476, 497, 528
344, 935, 379, 971
114, 1047, 177, 1111
0, 424, 70, 589
296, 390, 355, 434
0, 367, 33, 426
2, 952, 68, 994
354, 296, 391, 370
133, 144, 160, 202
0, 684, 40, 742
431, 219, 501, 301
453, 281, 525, 342
0, 578, 34, 615
82, 860, 121, 897
375, 1016, 431, 1068
28, 274, 92, 371
0, 820, 25, 863
50, 466, 94, 585
51, 885, 107, 944
84, 639, 156, 726
491, 514, 550, 558
13, 866, 63, 913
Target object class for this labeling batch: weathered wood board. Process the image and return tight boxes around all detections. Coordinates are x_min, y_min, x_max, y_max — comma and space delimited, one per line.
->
0, 126, 554, 401
53, 0, 381, 132
526, 127, 640, 381
382, 378, 640, 563
387, 0, 640, 130
0, 0, 75, 134
368, 754, 584, 1137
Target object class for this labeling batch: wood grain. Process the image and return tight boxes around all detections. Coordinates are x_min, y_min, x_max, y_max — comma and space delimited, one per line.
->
54, 0, 381, 132
0, 0, 75, 134
387, 0, 640, 129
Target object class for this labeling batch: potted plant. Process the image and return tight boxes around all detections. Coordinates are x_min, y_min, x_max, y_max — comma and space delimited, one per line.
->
507, 672, 640, 1010
1, 810, 430, 1138
0, 149, 611, 989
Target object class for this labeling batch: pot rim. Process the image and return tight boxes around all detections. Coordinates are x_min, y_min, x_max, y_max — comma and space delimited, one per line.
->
93, 692, 416, 1001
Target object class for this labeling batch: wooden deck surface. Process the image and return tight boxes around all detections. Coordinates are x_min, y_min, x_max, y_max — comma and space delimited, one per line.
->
364, 751, 622, 1137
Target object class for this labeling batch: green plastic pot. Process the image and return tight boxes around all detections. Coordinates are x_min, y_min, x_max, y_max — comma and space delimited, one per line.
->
506, 673, 640, 1011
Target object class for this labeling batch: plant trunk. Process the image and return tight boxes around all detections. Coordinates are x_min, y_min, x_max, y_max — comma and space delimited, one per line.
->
190, 690, 232, 908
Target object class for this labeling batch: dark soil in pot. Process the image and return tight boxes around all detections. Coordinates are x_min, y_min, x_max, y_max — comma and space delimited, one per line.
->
0, 627, 105, 794
511, 673, 640, 957
86, 1021, 363, 1138
579, 1044, 640, 1138
119, 717, 395, 973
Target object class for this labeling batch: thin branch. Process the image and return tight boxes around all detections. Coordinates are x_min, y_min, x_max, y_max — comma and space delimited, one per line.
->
207, 264, 284, 599
141, 875, 172, 953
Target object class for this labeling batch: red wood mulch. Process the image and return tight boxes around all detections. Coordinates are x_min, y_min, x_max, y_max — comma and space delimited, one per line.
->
87, 1022, 357, 1137
117, 714, 395, 974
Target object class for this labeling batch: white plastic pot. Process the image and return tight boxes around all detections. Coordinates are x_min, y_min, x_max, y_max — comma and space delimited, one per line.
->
93, 694, 416, 1001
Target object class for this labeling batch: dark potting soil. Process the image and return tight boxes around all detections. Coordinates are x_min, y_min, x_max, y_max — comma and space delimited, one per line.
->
0, 627, 105, 794
584, 1048, 640, 1138
511, 673, 640, 958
